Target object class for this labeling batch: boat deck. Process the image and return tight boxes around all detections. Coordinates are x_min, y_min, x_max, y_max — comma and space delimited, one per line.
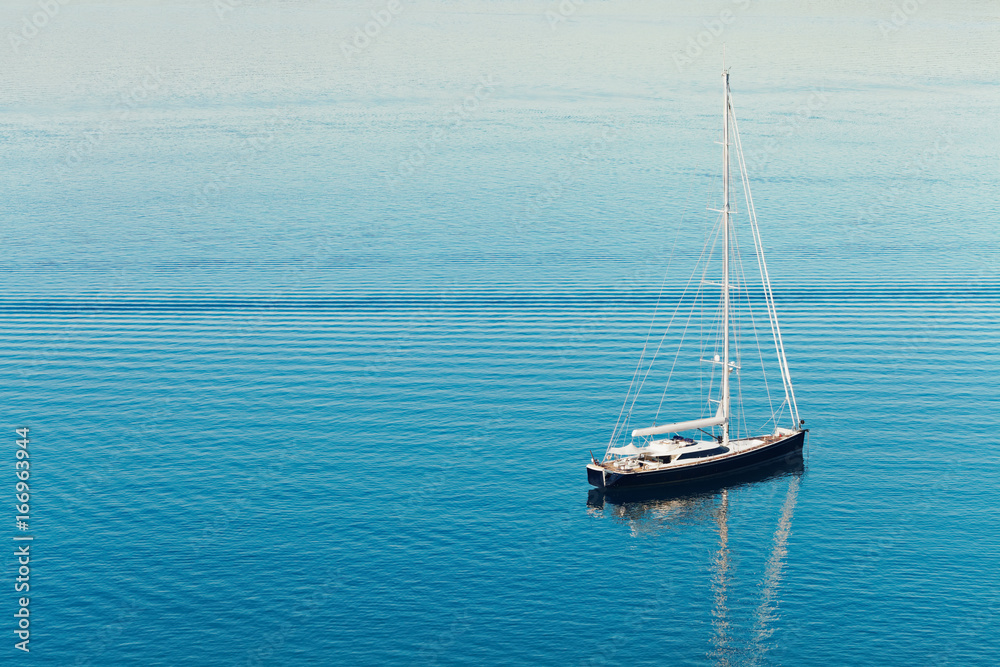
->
594, 433, 788, 474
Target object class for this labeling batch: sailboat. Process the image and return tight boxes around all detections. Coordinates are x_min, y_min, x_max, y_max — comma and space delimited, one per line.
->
587, 68, 807, 490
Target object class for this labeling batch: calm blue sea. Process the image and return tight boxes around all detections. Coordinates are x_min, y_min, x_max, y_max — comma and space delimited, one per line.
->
0, 1, 998, 665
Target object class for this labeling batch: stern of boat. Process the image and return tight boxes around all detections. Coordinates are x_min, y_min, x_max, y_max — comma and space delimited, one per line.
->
587, 464, 606, 488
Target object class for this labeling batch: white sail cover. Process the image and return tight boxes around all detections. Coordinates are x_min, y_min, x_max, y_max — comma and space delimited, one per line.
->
607, 443, 643, 456
608, 438, 721, 458
631, 415, 725, 438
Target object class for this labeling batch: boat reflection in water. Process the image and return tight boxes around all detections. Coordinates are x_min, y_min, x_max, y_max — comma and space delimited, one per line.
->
587, 451, 804, 664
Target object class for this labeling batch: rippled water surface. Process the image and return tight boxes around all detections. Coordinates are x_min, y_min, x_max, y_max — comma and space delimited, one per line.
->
1, 1, 998, 665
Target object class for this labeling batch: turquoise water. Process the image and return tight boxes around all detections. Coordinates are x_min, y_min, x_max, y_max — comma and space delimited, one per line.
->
1, 1, 998, 664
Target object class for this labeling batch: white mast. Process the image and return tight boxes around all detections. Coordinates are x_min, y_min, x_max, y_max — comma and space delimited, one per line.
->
612, 66, 803, 452
721, 67, 731, 446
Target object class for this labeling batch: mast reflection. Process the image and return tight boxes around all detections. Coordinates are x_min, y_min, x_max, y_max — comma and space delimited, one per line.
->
586, 452, 805, 666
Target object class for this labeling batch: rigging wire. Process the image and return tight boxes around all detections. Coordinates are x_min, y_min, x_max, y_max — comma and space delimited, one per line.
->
730, 98, 800, 426
652, 216, 723, 425
605, 90, 802, 456
604, 159, 711, 457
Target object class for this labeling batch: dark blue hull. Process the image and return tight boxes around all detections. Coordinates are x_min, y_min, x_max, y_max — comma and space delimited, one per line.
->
587, 431, 805, 489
